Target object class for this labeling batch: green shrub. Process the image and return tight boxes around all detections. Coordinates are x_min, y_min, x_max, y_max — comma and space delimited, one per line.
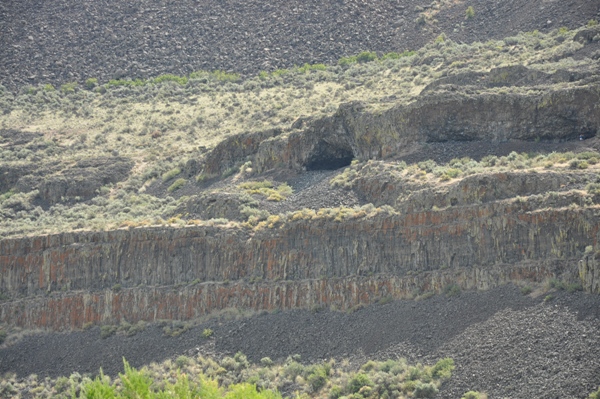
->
586, 183, 600, 195
465, 6, 475, 19
297, 63, 327, 73
260, 357, 274, 367
211, 70, 240, 82
100, 325, 118, 339
356, 51, 378, 63
347, 373, 373, 394
85, 78, 98, 89
167, 178, 186, 192
407, 366, 422, 381
548, 278, 567, 290
117, 320, 146, 337
152, 74, 188, 86
520, 285, 533, 295
107, 78, 146, 87
239, 180, 293, 201
284, 361, 305, 379
430, 358, 454, 380
566, 283, 582, 293
570, 159, 589, 169
53, 376, 70, 393
163, 321, 191, 337
381, 50, 416, 60
576, 151, 600, 160
60, 82, 78, 93
162, 167, 182, 182
413, 382, 438, 398
81, 371, 117, 398
444, 284, 461, 297
462, 391, 487, 399
588, 19, 598, 27
307, 369, 328, 392
329, 385, 343, 399
272, 68, 289, 77
202, 328, 214, 338
176, 355, 192, 368
43, 84, 55, 92
338, 55, 357, 67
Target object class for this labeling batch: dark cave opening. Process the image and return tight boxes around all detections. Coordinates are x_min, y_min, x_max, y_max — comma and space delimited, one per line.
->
304, 142, 355, 171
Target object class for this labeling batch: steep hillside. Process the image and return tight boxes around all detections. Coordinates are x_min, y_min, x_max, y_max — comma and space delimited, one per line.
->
0, 0, 598, 89
1, 3, 600, 398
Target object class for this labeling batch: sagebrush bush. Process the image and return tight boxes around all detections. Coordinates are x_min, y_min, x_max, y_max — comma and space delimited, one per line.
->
462, 391, 488, 399
162, 167, 182, 182
167, 177, 186, 192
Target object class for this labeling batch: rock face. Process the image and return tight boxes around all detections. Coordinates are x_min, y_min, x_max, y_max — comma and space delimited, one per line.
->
2, 156, 134, 205
1, 73, 599, 332
179, 191, 258, 221
36, 157, 134, 204
580, 252, 600, 294
196, 82, 600, 176
1, 196, 595, 329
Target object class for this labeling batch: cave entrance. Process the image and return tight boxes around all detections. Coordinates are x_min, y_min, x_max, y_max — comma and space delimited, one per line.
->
304, 141, 355, 171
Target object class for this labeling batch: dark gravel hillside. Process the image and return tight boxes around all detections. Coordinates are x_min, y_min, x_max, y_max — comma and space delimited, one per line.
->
1, 285, 599, 398
1, 0, 598, 89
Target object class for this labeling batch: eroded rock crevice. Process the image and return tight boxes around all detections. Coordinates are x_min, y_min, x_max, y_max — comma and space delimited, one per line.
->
304, 141, 355, 171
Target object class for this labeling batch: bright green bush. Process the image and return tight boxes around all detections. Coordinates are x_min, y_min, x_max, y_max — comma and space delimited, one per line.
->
78, 359, 282, 399
162, 167, 182, 182
167, 178, 186, 192
152, 74, 188, 86
430, 358, 455, 380
211, 70, 240, 82
462, 391, 488, 399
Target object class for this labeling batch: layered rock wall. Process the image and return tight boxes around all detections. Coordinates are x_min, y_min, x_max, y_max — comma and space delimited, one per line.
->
246, 84, 600, 174
1, 201, 597, 329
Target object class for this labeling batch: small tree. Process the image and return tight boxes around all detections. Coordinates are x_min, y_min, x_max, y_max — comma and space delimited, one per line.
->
466, 6, 475, 19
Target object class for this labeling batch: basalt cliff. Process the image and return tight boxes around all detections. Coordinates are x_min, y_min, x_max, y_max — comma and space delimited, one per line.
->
2, 59, 600, 331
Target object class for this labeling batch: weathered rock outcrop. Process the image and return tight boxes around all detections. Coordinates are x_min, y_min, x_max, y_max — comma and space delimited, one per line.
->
1, 196, 597, 329
191, 129, 282, 177
580, 251, 600, 294
1, 155, 134, 205
395, 171, 597, 213
195, 83, 600, 176
0, 263, 561, 331
31, 157, 134, 204
178, 191, 258, 221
